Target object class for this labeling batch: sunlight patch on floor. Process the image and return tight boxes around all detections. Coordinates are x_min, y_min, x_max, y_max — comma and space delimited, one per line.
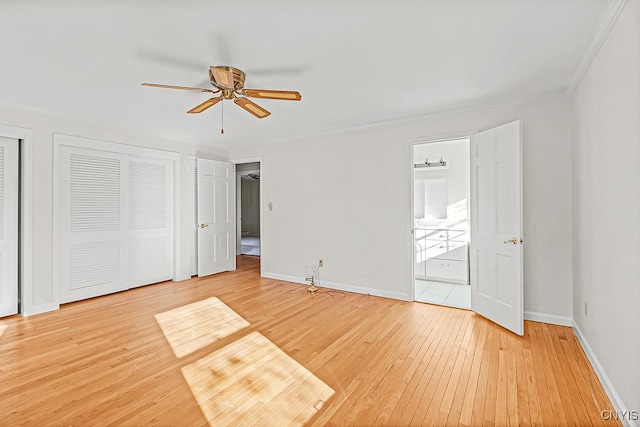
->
182, 331, 335, 426
155, 297, 250, 358
0, 322, 6, 339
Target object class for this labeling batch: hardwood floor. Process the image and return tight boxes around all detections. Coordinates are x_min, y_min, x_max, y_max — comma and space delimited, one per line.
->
0, 256, 619, 426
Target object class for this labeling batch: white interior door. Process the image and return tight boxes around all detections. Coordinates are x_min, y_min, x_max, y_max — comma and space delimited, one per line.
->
197, 159, 236, 276
0, 136, 18, 317
470, 120, 524, 335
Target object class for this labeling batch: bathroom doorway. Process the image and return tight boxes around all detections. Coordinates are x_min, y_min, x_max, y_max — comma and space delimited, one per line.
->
413, 138, 470, 309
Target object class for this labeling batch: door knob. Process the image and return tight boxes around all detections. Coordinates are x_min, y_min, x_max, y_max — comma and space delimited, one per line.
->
503, 237, 518, 244
200, 224, 209, 228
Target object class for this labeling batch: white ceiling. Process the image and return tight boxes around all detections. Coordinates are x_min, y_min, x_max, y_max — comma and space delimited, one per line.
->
0, 0, 608, 148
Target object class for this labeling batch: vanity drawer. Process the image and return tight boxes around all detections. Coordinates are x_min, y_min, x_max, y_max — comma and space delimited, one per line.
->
438, 243, 468, 261
426, 259, 468, 282
422, 241, 468, 261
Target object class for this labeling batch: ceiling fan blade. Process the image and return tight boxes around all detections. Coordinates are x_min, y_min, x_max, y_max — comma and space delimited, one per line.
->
209, 66, 235, 90
244, 89, 302, 101
234, 98, 271, 119
142, 83, 216, 93
187, 97, 222, 114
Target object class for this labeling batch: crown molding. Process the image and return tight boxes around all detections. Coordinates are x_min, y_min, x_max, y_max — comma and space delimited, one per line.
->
567, 0, 628, 96
230, 90, 568, 149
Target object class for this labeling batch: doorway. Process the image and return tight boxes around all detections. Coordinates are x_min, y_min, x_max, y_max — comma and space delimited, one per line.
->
411, 121, 524, 335
235, 161, 261, 257
413, 138, 471, 309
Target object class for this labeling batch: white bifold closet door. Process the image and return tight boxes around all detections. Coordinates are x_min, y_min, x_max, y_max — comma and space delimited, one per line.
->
0, 136, 18, 317
58, 146, 173, 304
128, 156, 173, 288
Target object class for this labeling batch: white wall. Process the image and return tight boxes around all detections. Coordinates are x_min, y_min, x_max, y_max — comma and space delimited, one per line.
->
571, 0, 640, 418
228, 97, 574, 319
0, 104, 226, 315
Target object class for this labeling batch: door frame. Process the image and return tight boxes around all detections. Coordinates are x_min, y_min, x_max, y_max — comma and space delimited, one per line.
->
409, 126, 524, 334
410, 133, 474, 302
231, 157, 263, 269
236, 167, 260, 255
0, 124, 34, 316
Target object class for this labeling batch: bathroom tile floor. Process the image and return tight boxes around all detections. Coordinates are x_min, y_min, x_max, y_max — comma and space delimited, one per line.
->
415, 279, 470, 309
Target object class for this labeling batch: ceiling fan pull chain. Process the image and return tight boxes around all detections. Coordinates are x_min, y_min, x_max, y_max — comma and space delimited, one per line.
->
221, 100, 224, 134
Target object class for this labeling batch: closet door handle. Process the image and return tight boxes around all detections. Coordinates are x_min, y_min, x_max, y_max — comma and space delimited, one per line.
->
503, 237, 518, 244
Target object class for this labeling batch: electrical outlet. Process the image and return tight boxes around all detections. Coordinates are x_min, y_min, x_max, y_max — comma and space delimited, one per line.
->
319, 258, 324, 267
584, 301, 588, 317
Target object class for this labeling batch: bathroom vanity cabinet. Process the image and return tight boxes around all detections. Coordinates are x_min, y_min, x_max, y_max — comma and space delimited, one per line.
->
415, 227, 469, 284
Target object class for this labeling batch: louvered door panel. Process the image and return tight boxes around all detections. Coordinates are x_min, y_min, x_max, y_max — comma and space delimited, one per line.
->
59, 148, 127, 303
69, 241, 121, 290
0, 137, 18, 317
128, 157, 173, 288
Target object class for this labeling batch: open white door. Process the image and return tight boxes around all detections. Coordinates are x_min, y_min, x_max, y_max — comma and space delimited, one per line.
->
0, 136, 18, 317
197, 158, 236, 277
470, 121, 523, 335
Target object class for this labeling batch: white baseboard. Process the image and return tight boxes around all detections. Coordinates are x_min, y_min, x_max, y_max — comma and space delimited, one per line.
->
572, 321, 638, 427
261, 271, 412, 302
263, 273, 579, 322
21, 303, 59, 316
524, 311, 572, 326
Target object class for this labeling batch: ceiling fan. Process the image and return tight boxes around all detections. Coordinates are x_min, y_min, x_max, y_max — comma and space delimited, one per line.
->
142, 66, 301, 119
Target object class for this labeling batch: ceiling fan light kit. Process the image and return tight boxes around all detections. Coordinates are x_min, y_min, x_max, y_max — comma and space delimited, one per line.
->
142, 66, 301, 129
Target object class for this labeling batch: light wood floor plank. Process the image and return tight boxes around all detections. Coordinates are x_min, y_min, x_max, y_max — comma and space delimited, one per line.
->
458, 317, 490, 426
417, 311, 471, 426
372, 304, 450, 425
528, 321, 559, 426
512, 329, 533, 427
386, 308, 459, 425
0, 256, 620, 426
468, 321, 495, 426
350, 305, 435, 424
